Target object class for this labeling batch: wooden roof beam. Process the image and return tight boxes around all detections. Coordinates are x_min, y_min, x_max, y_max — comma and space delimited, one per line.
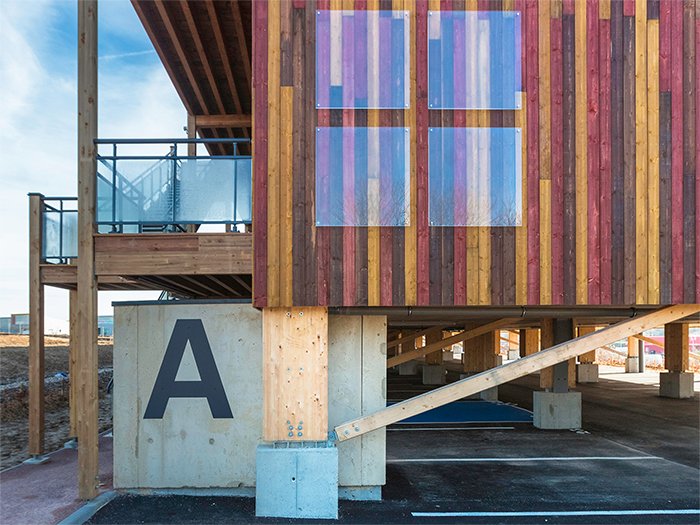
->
195, 114, 252, 128
230, 0, 252, 92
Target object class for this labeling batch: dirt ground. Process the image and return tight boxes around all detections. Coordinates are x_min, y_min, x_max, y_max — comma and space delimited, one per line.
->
0, 334, 113, 385
0, 335, 114, 470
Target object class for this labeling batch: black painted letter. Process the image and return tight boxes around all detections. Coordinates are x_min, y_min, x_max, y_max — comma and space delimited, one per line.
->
144, 319, 233, 419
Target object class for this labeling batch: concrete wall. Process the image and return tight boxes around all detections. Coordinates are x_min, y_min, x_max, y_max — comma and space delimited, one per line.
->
113, 302, 386, 491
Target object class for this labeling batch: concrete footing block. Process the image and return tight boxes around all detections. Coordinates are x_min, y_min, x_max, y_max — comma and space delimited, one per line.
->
23, 455, 50, 465
64, 438, 78, 450
422, 364, 446, 385
508, 349, 519, 360
256, 443, 338, 519
576, 363, 599, 383
398, 360, 418, 376
625, 356, 639, 373
338, 486, 381, 501
659, 371, 695, 399
533, 391, 582, 429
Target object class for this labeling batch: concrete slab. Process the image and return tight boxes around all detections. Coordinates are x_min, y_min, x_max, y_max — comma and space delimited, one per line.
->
398, 361, 418, 375
22, 455, 50, 465
532, 391, 582, 429
625, 356, 639, 373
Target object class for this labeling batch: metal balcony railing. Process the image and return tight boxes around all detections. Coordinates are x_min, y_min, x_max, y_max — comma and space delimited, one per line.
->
42, 197, 78, 263
95, 138, 252, 233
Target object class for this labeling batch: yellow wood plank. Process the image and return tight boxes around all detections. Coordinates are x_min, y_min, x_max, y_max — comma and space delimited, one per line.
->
575, 0, 588, 305
539, 4, 552, 305
635, 0, 648, 304
280, 86, 294, 306
665, 323, 689, 372
263, 307, 328, 441
477, 110, 491, 305
551, 0, 563, 18
267, 0, 281, 307
600, 0, 611, 20
577, 326, 597, 363
405, 0, 417, 306
647, 19, 659, 304
515, 95, 527, 304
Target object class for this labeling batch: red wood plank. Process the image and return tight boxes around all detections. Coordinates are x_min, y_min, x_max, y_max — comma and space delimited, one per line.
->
453, 112, 467, 305
343, 111, 356, 306
253, 0, 268, 308
683, 0, 696, 304
671, 0, 684, 303
316, 109, 330, 306
623, 0, 635, 16
551, 16, 564, 305
587, 0, 600, 305
696, 15, 700, 304
599, 18, 612, 305
304, 0, 318, 306
526, 0, 540, 305
659, 0, 670, 92
416, 1, 430, 305
563, 0, 575, 15
380, 109, 393, 306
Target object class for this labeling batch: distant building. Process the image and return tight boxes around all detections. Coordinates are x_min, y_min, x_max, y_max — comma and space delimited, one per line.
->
98, 316, 113, 337
0, 314, 70, 335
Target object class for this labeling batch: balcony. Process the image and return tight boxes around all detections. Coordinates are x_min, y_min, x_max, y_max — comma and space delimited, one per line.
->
37, 139, 253, 298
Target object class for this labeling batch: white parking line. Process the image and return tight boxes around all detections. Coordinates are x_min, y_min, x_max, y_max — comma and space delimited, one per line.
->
388, 456, 662, 463
387, 426, 515, 432
411, 509, 700, 517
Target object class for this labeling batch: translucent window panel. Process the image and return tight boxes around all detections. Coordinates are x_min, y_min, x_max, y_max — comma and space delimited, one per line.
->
316, 10, 410, 109
178, 159, 252, 223
42, 210, 77, 259
316, 127, 410, 226
428, 11, 522, 110
429, 127, 522, 227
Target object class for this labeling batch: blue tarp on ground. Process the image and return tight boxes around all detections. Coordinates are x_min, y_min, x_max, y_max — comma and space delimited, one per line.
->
394, 400, 533, 424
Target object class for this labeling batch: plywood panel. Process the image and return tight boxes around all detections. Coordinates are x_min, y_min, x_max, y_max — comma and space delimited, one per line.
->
263, 307, 328, 441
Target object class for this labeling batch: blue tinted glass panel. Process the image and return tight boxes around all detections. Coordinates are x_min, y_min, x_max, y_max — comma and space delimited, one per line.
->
316, 127, 410, 226
316, 10, 410, 109
428, 11, 522, 109
429, 127, 522, 226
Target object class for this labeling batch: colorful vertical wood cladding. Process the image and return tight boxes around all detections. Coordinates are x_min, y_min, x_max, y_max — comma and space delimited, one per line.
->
252, 0, 698, 309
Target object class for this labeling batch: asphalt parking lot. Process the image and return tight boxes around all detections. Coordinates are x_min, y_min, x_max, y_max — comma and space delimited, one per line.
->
88, 367, 699, 525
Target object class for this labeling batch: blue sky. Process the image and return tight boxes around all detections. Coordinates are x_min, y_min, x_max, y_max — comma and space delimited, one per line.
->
0, 0, 188, 320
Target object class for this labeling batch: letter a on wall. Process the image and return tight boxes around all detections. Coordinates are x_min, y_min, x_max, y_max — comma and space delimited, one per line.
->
144, 319, 233, 419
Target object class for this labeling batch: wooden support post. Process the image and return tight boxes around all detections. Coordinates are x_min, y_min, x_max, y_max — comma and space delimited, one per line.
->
578, 326, 597, 363
540, 319, 576, 390
262, 307, 328, 441
334, 305, 700, 442
28, 193, 45, 457
69, 288, 78, 438
461, 325, 479, 373
186, 114, 200, 233
519, 329, 540, 357
424, 330, 443, 365
77, 0, 99, 499
664, 323, 689, 372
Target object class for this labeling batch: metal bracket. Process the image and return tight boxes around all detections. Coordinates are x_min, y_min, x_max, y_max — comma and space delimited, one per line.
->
327, 430, 338, 443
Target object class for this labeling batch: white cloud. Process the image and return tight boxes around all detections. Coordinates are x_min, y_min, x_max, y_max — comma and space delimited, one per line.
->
0, 0, 183, 320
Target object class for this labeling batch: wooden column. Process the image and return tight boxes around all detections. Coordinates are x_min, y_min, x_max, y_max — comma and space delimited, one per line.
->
665, 323, 689, 372
69, 288, 78, 438
77, 0, 99, 499
519, 329, 540, 357
28, 193, 45, 456
262, 307, 328, 441
187, 114, 199, 233
627, 336, 639, 357
578, 326, 596, 363
424, 330, 444, 365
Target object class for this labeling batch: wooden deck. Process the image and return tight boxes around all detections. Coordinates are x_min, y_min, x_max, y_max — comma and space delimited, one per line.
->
41, 232, 253, 298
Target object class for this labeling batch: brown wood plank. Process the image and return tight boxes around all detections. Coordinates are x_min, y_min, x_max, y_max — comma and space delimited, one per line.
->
623, 14, 636, 305
562, 13, 576, 305
611, 0, 625, 304
194, 114, 252, 128
659, 91, 672, 303
683, 0, 696, 304
292, 6, 306, 306
305, 0, 318, 306
93, 234, 198, 253
28, 194, 45, 457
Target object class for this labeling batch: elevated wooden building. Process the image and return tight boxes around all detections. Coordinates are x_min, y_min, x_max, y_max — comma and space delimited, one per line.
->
27, 0, 698, 512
